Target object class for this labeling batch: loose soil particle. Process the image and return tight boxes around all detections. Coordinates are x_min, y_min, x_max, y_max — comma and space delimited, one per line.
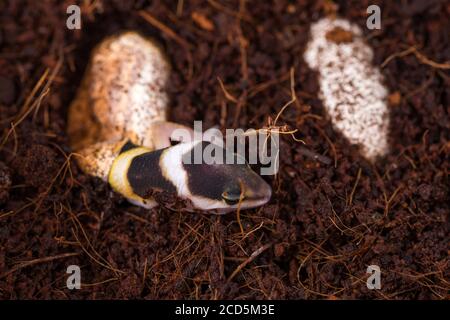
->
0, 162, 11, 205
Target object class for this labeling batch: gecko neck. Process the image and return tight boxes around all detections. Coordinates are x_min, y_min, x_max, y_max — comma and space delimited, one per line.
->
108, 145, 177, 208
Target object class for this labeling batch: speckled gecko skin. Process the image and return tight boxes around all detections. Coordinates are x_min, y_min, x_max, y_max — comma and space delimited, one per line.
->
68, 31, 272, 212
68, 31, 169, 151
68, 32, 192, 180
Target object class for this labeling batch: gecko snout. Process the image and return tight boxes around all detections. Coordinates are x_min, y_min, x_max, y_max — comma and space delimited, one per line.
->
216, 163, 272, 211
238, 171, 272, 207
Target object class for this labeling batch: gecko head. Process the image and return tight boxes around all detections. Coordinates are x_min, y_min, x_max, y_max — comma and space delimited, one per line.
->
160, 141, 272, 212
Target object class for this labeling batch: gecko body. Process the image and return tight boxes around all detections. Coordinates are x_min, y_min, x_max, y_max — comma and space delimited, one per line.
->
68, 32, 272, 212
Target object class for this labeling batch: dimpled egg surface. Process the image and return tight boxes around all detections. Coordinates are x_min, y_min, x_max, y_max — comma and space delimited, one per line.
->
304, 18, 389, 161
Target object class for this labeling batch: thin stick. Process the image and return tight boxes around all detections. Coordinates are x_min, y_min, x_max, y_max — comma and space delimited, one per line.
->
138, 11, 191, 49
273, 68, 296, 126
0, 252, 79, 279
138, 10, 193, 79
176, 0, 184, 16
236, 181, 246, 237
348, 167, 362, 206
297, 146, 332, 165
384, 186, 402, 217
381, 46, 416, 68
227, 243, 271, 282
1, 49, 63, 150
381, 46, 450, 70
413, 48, 450, 69
207, 0, 253, 23
217, 77, 238, 103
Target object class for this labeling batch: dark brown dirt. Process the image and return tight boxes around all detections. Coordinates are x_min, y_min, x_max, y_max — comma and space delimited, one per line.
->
0, 0, 449, 299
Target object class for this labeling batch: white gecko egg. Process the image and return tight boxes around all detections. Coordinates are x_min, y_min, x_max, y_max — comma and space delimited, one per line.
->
304, 17, 389, 160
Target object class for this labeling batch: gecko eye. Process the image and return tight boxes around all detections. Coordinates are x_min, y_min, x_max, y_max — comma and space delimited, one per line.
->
222, 186, 243, 205
169, 137, 181, 146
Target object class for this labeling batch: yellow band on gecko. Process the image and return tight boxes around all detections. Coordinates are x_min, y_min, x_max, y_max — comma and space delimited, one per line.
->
108, 147, 151, 205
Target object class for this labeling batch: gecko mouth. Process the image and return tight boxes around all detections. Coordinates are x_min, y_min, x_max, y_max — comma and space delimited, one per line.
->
244, 194, 272, 208
212, 194, 271, 214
